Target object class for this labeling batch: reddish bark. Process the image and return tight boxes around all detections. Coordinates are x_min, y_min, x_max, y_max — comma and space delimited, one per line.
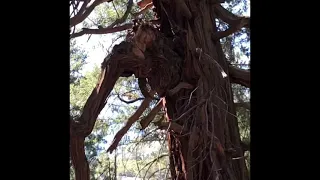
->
70, 0, 250, 180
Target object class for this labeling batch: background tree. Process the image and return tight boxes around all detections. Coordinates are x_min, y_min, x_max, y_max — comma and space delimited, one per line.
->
70, 0, 250, 180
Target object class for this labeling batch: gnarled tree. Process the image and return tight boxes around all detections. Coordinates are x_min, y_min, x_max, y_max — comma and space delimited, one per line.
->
70, 0, 250, 180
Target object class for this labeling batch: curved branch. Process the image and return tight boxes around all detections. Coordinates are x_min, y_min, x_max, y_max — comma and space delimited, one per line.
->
70, 23, 133, 38
228, 65, 250, 88
107, 95, 154, 153
117, 93, 145, 104
214, 4, 250, 28
70, 0, 110, 27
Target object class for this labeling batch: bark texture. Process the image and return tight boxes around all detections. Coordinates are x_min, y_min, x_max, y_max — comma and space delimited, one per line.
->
70, 0, 250, 180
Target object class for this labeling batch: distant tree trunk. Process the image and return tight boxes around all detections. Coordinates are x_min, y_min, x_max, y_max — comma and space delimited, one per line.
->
150, 0, 249, 179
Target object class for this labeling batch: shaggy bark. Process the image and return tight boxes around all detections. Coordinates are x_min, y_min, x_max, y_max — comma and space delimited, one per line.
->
69, 0, 250, 180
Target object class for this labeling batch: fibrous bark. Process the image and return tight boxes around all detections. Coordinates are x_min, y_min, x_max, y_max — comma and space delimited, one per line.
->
70, 0, 250, 180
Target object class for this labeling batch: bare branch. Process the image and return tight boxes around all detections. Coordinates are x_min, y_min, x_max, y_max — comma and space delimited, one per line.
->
70, 0, 133, 38
234, 102, 250, 110
140, 98, 164, 130
214, 4, 250, 28
228, 65, 250, 88
107, 92, 156, 153
117, 93, 145, 104
70, 0, 110, 27
70, 0, 89, 20
70, 23, 133, 38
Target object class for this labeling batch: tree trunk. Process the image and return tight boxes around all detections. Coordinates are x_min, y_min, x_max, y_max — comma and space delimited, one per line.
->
151, 0, 249, 179
70, 1, 250, 180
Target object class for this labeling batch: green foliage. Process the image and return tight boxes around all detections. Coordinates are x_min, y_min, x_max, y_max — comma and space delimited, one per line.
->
70, 65, 100, 116
70, 40, 87, 85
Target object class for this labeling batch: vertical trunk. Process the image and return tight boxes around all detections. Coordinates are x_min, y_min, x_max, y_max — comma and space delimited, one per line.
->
153, 0, 248, 179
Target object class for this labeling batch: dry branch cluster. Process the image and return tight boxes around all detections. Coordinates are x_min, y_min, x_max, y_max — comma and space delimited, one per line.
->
70, 0, 250, 180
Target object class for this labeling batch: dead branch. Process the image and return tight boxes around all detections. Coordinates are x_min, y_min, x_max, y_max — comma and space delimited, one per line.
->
228, 65, 250, 88
140, 98, 164, 129
212, 17, 249, 40
70, 23, 133, 38
234, 102, 250, 110
117, 93, 145, 104
107, 95, 154, 153
70, 0, 110, 27
214, 4, 250, 28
